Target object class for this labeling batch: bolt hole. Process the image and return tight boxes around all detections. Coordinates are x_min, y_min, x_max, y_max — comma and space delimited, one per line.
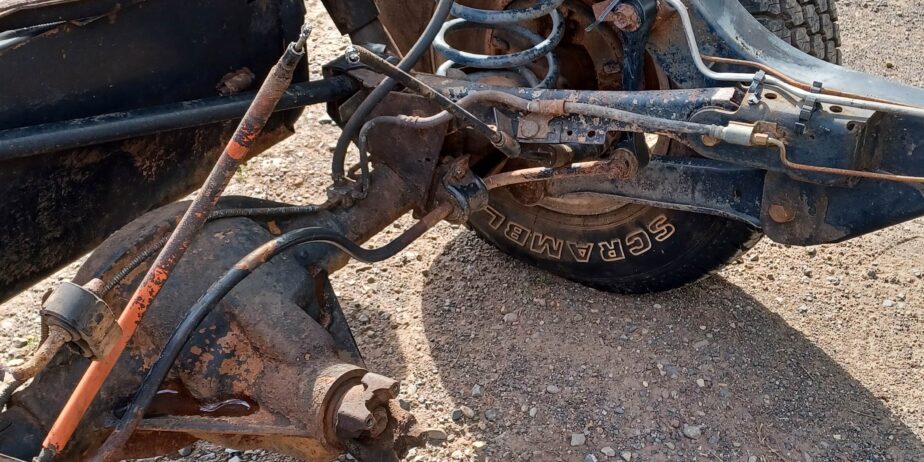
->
566, 130, 574, 136
765, 92, 778, 100
830, 105, 844, 113
846, 122, 857, 132
587, 130, 597, 138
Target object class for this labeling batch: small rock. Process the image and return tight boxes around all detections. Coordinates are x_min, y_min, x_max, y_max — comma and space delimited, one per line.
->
12, 338, 28, 349
682, 424, 702, 439
883, 299, 896, 308
178, 447, 193, 457
471, 384, 484, 398
547, 385, 561, 394
570, 433, 586, 446
584, 455, 598, 462
473, 441, 487, 451
696, 378, 706, 388
461, 405, 475, 419
451, 409, 464, 421
529, 407, 538, 417
503, 312, 518, 323
423, 428, 447, 442
692, 339, 709, 350
484, 408, 499, 421
748, 457, 758, 462
665, 442, 675, 450
451, 450, 464, 460
620, 451, 632, 462
601, 447, 616, 457
398, 399, 412, 411
228, 456, 241, 462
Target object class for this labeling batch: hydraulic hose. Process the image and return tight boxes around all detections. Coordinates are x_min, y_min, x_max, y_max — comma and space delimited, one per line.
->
101, 204, 328, 295
93, 203, 452, 461
331, 0, 456, 185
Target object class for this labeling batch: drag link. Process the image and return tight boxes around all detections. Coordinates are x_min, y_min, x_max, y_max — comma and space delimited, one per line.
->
92, 203, 452, 462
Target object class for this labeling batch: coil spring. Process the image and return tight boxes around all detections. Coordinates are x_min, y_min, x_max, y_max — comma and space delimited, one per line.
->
433, 0, 566, 88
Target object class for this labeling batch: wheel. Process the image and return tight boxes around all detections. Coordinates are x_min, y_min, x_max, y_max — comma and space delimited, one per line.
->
739, 0, 842, 64
468, 0, 842, 294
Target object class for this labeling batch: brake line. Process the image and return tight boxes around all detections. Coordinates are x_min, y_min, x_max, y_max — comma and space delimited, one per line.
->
660, 0, 924, 118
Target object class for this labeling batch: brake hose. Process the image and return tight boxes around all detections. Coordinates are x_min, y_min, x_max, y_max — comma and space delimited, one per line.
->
331, 0, 456, 186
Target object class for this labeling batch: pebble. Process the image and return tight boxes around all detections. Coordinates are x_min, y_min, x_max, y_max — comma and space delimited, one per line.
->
547, 385, 561, 394
529, 407, 538, 417
471, 384, 484, 398
503, 312, 518, 323
570, 433, 586, 446
398, 399, 412, 411
682, 424, 702, 439
484, 408, 498, 421
601, 447, 616, 457
692, 339, 709, 349
461, 405, 475, 419
665, 442, 675, 450
748, 457, 758, 462
883, 299, 896, 308
696, 378, 706, 388
451, 409, 464, 421
584, 454, 598, 462
177, 447, 193, 457
424, 428, 447, 442
228, 456, 241, 462
451, 450, 464, 460
620, 451, 632, 462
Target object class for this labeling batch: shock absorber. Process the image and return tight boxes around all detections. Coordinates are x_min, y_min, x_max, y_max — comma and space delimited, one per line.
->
433, 0, 566, 88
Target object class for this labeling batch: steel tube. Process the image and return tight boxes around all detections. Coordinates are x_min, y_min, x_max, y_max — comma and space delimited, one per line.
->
0, 76, 357, 161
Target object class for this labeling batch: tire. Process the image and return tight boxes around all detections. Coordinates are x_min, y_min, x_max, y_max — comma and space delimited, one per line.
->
468, 1, 842, 294
739, 0, 842, 64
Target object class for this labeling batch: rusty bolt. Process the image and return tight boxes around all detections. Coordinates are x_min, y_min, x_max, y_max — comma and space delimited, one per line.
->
519, 119, 542, 139
602, 61, 621, 75
768, 204, 795, 223
612, 3, 641, 32
701, 135, 721, 147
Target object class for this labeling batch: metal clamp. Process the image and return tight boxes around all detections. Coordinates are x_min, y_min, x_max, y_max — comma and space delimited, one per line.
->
796, 80, 824, 134
747, 70, 767, 106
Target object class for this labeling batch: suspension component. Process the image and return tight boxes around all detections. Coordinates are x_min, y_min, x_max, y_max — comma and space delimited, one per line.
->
433, 0, 565, 88
40, 280, 120, 360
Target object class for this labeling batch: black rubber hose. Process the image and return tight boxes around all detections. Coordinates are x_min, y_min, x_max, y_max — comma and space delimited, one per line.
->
96, 204, 451, 456
331, 0, 456, 185
101, 205, 325, 295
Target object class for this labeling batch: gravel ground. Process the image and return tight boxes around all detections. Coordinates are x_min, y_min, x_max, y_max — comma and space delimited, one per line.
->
2, 1, 924, 461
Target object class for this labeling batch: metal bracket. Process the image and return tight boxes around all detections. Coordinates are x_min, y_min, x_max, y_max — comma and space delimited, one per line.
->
747, 70, 767, 106
796, 80, 824, 134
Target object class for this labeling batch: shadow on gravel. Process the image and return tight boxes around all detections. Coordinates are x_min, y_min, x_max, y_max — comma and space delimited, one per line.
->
417, 231, 924, 461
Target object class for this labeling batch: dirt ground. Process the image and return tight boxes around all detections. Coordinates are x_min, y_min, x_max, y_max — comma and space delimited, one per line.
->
2, 0, 924, 461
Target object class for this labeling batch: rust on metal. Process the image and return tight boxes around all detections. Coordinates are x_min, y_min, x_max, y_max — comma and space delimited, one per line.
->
1, 326, 70, 383
216, 68, 257, 96
592, 1, 641, 32
483, 159, 638, 191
